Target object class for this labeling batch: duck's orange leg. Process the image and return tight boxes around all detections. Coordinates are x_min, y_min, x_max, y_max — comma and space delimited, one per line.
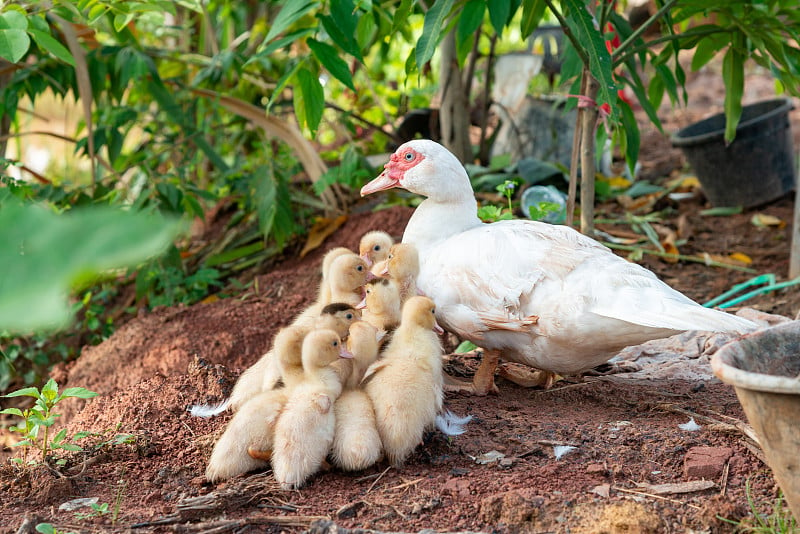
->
498, 363, 558, 389
444, 349, 500, 396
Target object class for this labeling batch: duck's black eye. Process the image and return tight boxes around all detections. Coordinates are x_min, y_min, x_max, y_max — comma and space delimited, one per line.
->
373, 244, 381, 252
346, 312, 354, 320
388, 253, 394, 260
404, 152, 414, 161
333, 340, 339, 347
357, 265, 364, 272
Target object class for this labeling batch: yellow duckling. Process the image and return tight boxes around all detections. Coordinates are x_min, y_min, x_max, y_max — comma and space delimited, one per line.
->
359, 277, 402, 335
330, 321, 383, 471
205, 326, 305, 482
359, 230, 394, 275
227, 303, 358, 412
382, 243, 420, 305
364, 296, 444, 467
271, 329, 353, 490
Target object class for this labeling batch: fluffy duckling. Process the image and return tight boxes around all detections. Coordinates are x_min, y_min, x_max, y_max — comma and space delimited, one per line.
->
205, 326, 305, 482
319, 247, 353, 304
330, 321, 383, 471
360, 277, 402, 334
327, 252, 375, 308
272, 329, 353, 490
383, 243, 421, 304
227, 303, 359, 412
364, 296, 444, 467
359, 230, 394, 275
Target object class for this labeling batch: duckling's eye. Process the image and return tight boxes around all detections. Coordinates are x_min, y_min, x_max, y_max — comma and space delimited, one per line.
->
388, 253, 394, 260
404, 152, 414, 161
346, 312, 354, 320
332, 340, 339, 347
357, 265, 364, 272
373, 244, 381, 252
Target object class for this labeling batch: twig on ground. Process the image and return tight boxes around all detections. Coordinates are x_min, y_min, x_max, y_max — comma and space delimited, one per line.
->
366, 466, 392, 494
613, 486, 703, 510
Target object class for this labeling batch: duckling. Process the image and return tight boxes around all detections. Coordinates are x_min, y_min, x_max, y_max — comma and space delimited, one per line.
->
319, 247, 353, 305
272, 329, 353, 490
205, 326, 305, 482
363, 296, 444, 467
227, 303, 359, 412
382, 243, 421, 304
360, 277, 402, 334
330, 321, 383, 471
359, 230, 394, 275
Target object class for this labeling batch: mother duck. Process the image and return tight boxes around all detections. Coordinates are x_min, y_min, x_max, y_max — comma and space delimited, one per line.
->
360, 139, 757, 395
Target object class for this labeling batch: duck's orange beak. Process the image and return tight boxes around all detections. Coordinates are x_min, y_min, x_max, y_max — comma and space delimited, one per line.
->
360, 170, 399, 196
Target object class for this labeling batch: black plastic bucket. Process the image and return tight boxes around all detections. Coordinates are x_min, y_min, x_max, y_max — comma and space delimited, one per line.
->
671, 98, 796, 208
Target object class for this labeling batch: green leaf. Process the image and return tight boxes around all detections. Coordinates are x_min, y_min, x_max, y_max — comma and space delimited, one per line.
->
456, 0, 484, 52
392, 0, 414, 34
0, 12, 30, 63
264, 0, 319, 44
520, 0, 546, 39
0, 199, 181, 333
60, 387, 99, 400
700, 205, 743, 217
307, 37, 356, 91
691, 31, 727, 72
618, 100, 639, 177
3, 386, 40, 398
27, 29, 74, 66
455, 340, 478, 353
487, 0, 510, 35
295, 67, 325, 134
53, 442, 82, 451
561, 0, 617, 121
722, 43, 744, 144
320, 0, 364, 62
416, 0, 454, 69
0, 407, 24, 416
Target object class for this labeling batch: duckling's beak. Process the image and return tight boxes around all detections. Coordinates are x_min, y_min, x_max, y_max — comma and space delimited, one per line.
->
433, 321, 444, 335
339, 346, 355, 359
356, 297, 367, 310
365, 270, 377, 282
380, 265, 389, 277
360, 253, 373, 267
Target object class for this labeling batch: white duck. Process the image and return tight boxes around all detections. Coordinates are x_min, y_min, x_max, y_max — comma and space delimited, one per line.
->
360, 139, 757, 395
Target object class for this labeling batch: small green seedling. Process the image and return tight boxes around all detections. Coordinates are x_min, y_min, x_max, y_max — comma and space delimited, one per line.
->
527, 201, 562, 222
74, 502, 110, 521
1, 378, 98, 465
497, 180, 517, 213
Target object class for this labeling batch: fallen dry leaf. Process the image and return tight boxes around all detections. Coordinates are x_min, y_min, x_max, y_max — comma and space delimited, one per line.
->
728, 252, 753, 265
300, 215, 348, 257
750, 213, 785, 228
635, 480, 715, 495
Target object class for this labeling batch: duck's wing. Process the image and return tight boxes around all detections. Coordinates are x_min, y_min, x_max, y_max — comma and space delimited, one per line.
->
418, 220, 755, 335
419, 220, 597, 336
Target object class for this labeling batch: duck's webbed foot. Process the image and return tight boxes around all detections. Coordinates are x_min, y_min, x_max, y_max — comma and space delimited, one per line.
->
497, 362, 559, 389
444, 349, 500, 396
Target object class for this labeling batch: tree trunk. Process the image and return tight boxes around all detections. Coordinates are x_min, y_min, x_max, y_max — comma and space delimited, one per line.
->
579, 68, 599, 237
438, 30, 471, 164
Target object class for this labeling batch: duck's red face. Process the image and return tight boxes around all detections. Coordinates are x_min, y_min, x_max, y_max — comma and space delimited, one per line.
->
360, 145, 424, 196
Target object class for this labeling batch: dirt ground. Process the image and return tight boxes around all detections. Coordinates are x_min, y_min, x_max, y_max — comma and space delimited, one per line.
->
3, 61, 800, 533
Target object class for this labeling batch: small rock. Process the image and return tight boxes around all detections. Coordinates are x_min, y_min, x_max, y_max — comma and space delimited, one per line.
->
684, 446, 733, 479
586, 463, 606, 474
450, 467, 470, 476
475, 450, 505, 464
591, 483, 611, 498
442, 477, 471, 498
58, 497, 99, 512
499, 457, 516, 468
